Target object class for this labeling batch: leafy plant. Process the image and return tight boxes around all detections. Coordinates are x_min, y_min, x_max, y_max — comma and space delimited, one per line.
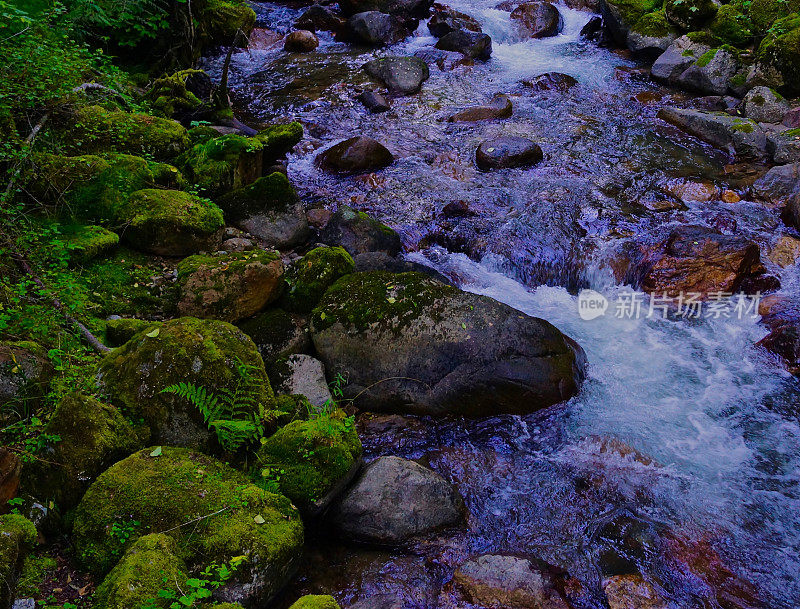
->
141, 557, 246, 609
160, 359, 265, 451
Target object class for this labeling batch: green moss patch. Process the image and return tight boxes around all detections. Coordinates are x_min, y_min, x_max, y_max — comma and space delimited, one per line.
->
256, 410, 361, 510
709, 4, 753, 46
284, 247, 355, 314
72, 447, 303, 582
217, 172, 298, 221
288, 595, 341, 609
632, 9, 674, 37
757, 13, 800, 94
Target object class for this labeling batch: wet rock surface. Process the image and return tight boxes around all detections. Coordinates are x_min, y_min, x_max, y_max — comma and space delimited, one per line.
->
475, 136, 544, 170
363, 56, 430, 95
510, 2, 563, 38
317, 136, 394, 174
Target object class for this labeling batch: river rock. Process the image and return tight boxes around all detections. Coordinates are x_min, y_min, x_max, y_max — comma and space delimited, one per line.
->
651, 36, 710, 84
275, 354, 333, 407
284, 29, 320, 52
319, 206, 402, 256
330, 455, 463, 544
675, 48, 738, 96
759, 320, 800, 374
658, 107, 768, 160
742, 86, 791, 124
751, 163, 800, 226
627, 23, 677, 58
767, 129, 800, 165
317, 136, 393, 174
784, 107, 800, 128
95, 317, 274, 451
435, 30, 492, 59
449, 94, 512, 121
511, 2, 563, 38
476, 136, 543, 170
454, 554, 569, 609
640, 225, 761, 297
295, 6, 347, 33
768, 235, 800, 268
0, 341, 54, 411
347, 11, 408, 45
428, 5, 483, 37
603, 575, 669, 609
524, 72, 578, 91
359, 90, 391, 113
310, 271, 586, 416
363, 56, 430, 95
176, 250, 284, 323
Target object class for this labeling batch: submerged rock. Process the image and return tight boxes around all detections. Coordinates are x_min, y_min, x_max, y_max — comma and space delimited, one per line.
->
476, 136, 543, 170
435, 30, 492, 59
330, 455, 462, 544
358, 90, 391, 113
454, 555, 569, 609
284, 29, 320, 52
256, 411, 362, 514
319, 206, 402, 256
640, 225, 761, 297
317, 136, 394, 174
72, 447, 304, 605
603, 574, 669, 609
95, 317, 274, 450
363, 56, 430, 95
449, 94, 512, 121
523, 72, 578, 92
310, 271, 586, 416
511, 2, 563, 38
176, 250, 284, 323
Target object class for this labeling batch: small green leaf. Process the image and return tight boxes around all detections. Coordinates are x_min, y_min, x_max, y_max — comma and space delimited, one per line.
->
146, 327, 160, 338
150, 446, 163, 457
387, 297, 396, 304
253, 514, 265, 524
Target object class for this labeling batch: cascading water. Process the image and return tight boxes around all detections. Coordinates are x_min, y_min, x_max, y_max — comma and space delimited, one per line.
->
205, 2, 800, 607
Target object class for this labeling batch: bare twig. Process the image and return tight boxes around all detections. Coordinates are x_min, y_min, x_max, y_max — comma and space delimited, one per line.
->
157, 506, 232, 534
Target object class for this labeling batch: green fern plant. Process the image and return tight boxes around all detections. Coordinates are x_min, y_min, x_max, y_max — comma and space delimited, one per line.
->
160, 360, 264, 451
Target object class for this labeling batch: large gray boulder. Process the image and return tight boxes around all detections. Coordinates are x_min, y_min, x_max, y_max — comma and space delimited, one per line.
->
338, 0, 430, 17
742, 86, 791, 124
511, 2, 563, 38
316, 136, 394, 174
330, 456, 463, 544
318, 206, 402, 256
435, 30, 492, 60
767, 129, 800, 165
675, 48, 739, 96
363, 56, 430, 95
347, 11, 408, 45
310, 271, 586, 416
651, 36, 709, 84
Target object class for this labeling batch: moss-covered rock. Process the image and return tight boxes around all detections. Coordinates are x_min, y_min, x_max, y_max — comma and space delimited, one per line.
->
749, 0, 800, 33
21, 392, 147, 510
288, 595, 341, 609
54, 224, 119, 264
116, 189, 224, 256
310, 271, 586, 416
284, 247, 355, 314
256, 411, 362, 513
238, 309, 312, 373
632, 9, 673, 37
73, 447, 303, 605
318, 205, 402, 257
0, 514, 38, 609
199, 0, 257, 48
93, 534, 187, 609
665, 0, 717, 31
105, 318, 161, 347
0, 341, 54, 412
709, 4, 753, 46
146, 70, 205, 119
95, 317, 274, 451
15, 553, 57, 598
177, 250, 285, 323
55, 106, 190, 160
602, 0, 663, 44
179, 124, 302, 198
757, 13, 800, 94
25, 153, 185, 223
216, 172, 298, 221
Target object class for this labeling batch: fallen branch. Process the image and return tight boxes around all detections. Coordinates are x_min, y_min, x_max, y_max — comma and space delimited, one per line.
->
9, 250, 111, 354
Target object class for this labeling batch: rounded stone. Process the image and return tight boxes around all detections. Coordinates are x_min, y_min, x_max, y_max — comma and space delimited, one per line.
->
475, 136, 543, 170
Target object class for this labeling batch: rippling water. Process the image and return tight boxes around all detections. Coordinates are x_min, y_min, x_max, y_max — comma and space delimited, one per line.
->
206, 2, 800, 607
